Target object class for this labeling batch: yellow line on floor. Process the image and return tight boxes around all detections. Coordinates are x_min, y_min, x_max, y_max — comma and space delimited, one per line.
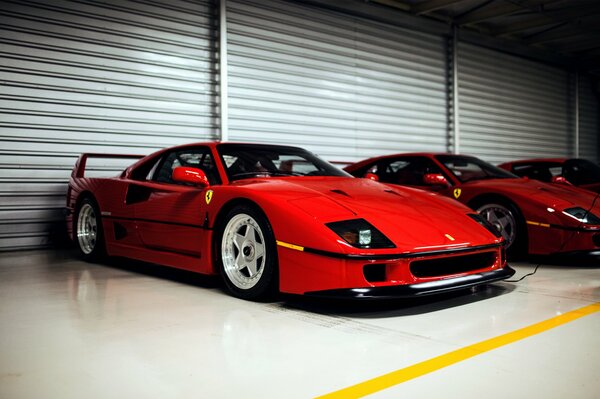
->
316, 301, 600, 399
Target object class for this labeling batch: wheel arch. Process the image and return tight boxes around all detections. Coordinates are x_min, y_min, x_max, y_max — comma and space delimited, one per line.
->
74, 190, 99, 211
467, 193, 519, 212
468, 193, 529, 257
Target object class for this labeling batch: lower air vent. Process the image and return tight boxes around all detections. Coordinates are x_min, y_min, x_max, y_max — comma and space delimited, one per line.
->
114, 222, 128, 240
363, 264, 386, 282
593, 233, 600, 247
410, 252, 497, 278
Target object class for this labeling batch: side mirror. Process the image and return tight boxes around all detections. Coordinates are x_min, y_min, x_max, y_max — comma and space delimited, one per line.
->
172, 167, 209, 187
423, 173, 448, 186
552, 176, 572, 185
364, 172, 379, 181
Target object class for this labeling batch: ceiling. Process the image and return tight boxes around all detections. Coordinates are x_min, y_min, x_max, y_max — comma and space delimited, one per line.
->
371, 0, 600, 77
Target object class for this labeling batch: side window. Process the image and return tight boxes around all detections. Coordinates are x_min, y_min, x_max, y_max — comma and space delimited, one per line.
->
548, 166, 562, 177
349, 163, 377, 177
129, 155, 162, 181
386, 160, 410, 173
153, 148, 220, 185
376, 158, 443, 186
512, 164, 534, 178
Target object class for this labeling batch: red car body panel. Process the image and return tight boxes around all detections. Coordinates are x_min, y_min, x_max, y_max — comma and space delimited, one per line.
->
67, 144, 513, 297
499, 158, 600, 194
346, 153, 600, 257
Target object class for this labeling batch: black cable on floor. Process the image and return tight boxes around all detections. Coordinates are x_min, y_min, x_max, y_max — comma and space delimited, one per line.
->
505, 263, 541, 283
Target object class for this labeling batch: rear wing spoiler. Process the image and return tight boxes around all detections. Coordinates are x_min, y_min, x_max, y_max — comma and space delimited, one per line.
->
72, 153, 145, 178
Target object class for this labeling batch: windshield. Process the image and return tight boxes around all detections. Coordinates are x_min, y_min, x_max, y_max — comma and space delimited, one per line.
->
436, 155, 517, 183
564, 158, 600, 185
217, 143, 351, 181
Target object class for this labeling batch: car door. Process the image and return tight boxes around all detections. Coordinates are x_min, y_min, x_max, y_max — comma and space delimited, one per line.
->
129, 146, 220, 258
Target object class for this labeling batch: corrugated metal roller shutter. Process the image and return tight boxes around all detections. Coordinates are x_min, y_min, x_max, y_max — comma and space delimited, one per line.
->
458, 42, 572, 164
227, 0, 448, 162
579, 75, 599, 162
0, 0, 216, 251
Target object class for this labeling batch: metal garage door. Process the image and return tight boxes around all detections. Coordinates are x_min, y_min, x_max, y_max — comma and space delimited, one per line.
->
227, 0, 448, 162
0, 0, 216, 251
458, 42, 572, 165
579, 75, 599, 163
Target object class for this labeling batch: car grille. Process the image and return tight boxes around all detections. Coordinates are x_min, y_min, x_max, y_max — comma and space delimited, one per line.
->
409, 251, 497, 278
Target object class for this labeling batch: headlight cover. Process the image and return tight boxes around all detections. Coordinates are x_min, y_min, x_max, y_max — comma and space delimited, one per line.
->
326, 219, 395, 249
468, 213, 503, 238
562, 207, 600, 225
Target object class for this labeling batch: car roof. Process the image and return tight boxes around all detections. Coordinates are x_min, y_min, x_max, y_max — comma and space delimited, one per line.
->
160, 141, 305, 150
345, 152, 482, 172
500, 158, 568, 166
352, 152, 475, 164
123, 141, 309, 178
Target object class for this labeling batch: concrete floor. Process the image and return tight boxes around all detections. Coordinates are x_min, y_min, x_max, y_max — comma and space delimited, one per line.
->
1, 250, 599, 399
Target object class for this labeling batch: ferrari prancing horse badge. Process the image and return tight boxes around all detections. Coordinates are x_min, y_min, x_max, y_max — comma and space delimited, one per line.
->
453, 188, 462, 199
205, 190, 214, 204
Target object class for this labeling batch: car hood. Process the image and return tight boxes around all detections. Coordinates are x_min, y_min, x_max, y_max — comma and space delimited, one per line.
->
465, 178, 599, 210
235, 176, 499, 250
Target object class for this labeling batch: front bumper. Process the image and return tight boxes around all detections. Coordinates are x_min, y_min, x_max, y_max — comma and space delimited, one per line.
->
303, 266, 515, 299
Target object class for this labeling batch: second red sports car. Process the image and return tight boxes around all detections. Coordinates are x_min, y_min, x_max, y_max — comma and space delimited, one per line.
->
346, 153, 600, 258
66, 143, 513, 300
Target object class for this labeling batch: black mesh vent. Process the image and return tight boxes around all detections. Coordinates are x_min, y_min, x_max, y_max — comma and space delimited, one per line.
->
410, 252, 497, 278
593, 233, 600, 247
114, 222, 127, 240
363, 264, 386, 282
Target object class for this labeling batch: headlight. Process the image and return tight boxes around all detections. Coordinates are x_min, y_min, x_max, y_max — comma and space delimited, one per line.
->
326, 219, 395, 249
562, 207, 600, 224
468, 213, 503, 238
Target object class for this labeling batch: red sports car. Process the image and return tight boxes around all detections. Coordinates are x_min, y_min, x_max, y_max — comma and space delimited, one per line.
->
345, 153, 600, 258
66, 143, 513, 300
498, 158, 600, 194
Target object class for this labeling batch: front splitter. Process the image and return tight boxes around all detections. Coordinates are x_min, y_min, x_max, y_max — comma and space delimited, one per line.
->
303, 266, 515, 300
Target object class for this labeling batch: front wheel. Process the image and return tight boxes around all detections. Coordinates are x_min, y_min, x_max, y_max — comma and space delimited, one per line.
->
217, 205, 278, 300
476, 201, 526, 258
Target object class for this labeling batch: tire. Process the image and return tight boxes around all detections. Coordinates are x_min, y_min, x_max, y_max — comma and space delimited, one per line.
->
74, 197, 106, 261
216, 205, 278, 300
475, 200, 527, 259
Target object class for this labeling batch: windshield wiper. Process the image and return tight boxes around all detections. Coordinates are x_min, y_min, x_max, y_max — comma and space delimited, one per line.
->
269, 171, 304, 176
231, 171, 304, 179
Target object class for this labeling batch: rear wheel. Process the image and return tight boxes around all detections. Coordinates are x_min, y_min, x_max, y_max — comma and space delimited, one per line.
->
217, 205, 278, 300
476, 201, 526, 258
75, 197, 105, 261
